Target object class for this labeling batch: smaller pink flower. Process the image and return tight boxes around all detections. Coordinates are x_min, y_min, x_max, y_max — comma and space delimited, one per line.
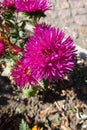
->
10, 45, 21, 55
0, 40, 6, 56
15, 0, 52, 13
11, 58, 37, 87
1, 0, 15, 8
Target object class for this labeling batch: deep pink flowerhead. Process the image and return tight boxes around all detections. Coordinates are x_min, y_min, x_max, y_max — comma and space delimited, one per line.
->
0, 40, 6, 56
15, 0, 51, 13
1, 0, 16, 8
24, 24, 77, 81
11, 58, 37, 87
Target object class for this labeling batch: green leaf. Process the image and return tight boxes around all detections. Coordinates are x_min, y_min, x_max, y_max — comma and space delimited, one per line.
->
27, 20, 35, 26
16, 108, 25, 114
19, 30, 24, 38
85, 79, 87, 83
4, 11, 13, 19
18, 21, 25, 28
10, 29, 19, 38
22, 87, 38, 98
40, 79, 49, 89
30, 11, 46, 18
6, 19, 15, 27
44, 119, 49, 126
10, 37, 17, 44
19, 119, 30, 130
23, 12, 30, 16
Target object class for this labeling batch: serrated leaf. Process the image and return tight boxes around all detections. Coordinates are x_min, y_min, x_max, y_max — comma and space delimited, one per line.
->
19, 119, 30, 130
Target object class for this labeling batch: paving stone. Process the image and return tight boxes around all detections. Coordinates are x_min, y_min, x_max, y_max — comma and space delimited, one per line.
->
57, 9, 71, 19
63, 25, 79, 40
69, 0, 85, 8
79, 26, 87, 37
76, 38, 87, 49
44, 9, 74, 27
41, 10, 60, 27
57, 9, 74, 26
72, 7, 87, 16
74, 15, 87, 25
83, 0, 87, 7
55, 0, 69, 9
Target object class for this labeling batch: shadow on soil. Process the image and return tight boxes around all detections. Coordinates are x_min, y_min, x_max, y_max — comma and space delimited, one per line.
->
42, 60, 87, 104
0, 76, 13, 106
0, 76, 11, 94
69, 61, 87, 103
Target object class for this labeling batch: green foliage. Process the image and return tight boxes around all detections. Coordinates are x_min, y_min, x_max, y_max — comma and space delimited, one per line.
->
44, 119, 49, 126
22, 87, 38, 98
10, 29, 19, 38
19, 119, 30, 130
3, 9, 14, 19
16, 108, 25, 114
6, 19, 15, 27
40, 79, 49, 89
18, 21, 26, 28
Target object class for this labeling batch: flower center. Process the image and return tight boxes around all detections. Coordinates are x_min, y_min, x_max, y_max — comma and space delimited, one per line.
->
43, 49, 51, 56
25, 68, 30, 75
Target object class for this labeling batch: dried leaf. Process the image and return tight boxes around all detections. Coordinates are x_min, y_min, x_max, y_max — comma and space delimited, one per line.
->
60, 117, 72, 130
41, 106, 52, 116
60, 125, 72, 130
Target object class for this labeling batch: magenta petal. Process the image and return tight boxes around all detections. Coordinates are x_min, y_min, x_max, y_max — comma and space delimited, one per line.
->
15, 0, 52, 13
24, 23, 77, 81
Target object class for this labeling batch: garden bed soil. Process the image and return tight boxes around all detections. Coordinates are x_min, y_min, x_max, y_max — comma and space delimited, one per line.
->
0, 56, 87, 130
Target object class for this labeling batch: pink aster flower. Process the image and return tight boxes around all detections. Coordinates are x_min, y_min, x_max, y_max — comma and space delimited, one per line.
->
15, 0, 51, 13
11, 58, 37, 87
0, 40, 6, 56
1, 0, 16, 8
24, 24, 77, 81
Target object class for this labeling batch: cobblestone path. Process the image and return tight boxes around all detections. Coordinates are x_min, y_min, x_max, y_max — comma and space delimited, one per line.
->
42, 0, 87, 50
